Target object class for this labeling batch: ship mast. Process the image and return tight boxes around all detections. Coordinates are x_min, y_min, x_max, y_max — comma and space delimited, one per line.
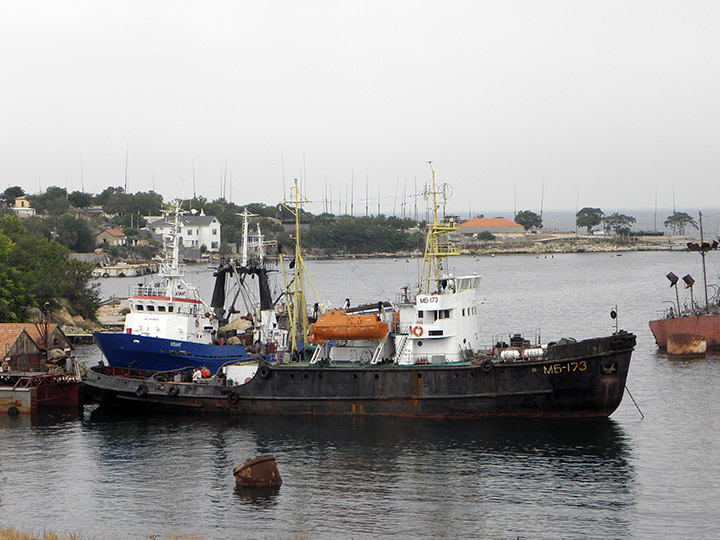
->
280, 179, 324, 354
237, 208, 258, 267
419, 162, 458, 294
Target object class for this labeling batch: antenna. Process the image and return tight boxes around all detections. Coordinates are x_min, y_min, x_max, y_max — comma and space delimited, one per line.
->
575, 184, 580, 235
414, 175, 418, 221
672, 181, 676, 213
223, 156, 228, 199
365, 170, 368, 217
281, 148, 286, 200
124, 146, 129, 193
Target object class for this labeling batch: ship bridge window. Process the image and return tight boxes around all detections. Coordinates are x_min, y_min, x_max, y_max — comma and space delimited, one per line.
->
147, 305, 155, 311
418, 310, 423, 319
437, 310, 451, 319
135, 305, 144, 311
168, 306, 174, 312
158, 306, 166, 312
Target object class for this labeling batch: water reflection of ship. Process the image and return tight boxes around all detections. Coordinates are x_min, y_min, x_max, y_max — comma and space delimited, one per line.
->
82, 406, 634, 536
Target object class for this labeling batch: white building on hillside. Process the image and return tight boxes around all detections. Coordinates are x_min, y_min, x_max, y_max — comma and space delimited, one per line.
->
148, 212, 222, 252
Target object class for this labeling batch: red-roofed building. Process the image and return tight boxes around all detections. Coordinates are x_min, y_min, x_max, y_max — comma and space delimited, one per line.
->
459, 217, 524, 236
96, 228, 127, 246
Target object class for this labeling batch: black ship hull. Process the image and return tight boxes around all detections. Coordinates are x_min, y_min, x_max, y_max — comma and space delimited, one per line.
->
81, 332, 636, 418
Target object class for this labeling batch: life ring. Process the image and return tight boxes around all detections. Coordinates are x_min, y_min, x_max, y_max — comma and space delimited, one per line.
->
413, 326, 423, 337
135, 384, 148, 397
167, 385, 179, 397
431, 292, 438, 296
276, 304, 285, 314
481, 359, 493, 373
227, 391, 240, 405
258, 367, 270, 379
204, 312, 211, 318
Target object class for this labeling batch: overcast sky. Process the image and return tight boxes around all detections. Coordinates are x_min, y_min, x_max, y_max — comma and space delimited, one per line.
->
2, 1, 718, 216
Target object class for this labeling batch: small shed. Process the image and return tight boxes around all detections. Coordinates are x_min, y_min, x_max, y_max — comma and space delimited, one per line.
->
0, 323, 72, 373
96, 228, 127, 246
0, 328, 43, 372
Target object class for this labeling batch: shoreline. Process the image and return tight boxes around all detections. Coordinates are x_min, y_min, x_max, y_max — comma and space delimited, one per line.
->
302, 236, 688, 260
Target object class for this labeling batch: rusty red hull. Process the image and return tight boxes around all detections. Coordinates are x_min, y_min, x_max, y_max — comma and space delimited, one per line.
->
649, 314, 720, 350
81, 333, 636, 418
2, 374, 80, 415
233, 455, 282, 486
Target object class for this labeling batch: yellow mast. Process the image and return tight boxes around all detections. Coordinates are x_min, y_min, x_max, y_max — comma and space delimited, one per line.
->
419, 162, 459, 294
280, 179, 315, 354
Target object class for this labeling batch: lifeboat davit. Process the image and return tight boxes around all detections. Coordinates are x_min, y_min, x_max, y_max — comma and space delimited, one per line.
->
309, 309, 389, 343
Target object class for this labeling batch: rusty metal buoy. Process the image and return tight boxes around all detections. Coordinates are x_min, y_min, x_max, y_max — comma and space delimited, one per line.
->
667, 333, 707, 358
233, 455, 282, 487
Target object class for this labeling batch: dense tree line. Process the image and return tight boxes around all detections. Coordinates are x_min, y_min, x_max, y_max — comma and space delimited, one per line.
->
0, 215, 99, 322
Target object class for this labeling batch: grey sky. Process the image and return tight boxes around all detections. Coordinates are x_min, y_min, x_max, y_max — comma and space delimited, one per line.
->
2, 1, 718, 215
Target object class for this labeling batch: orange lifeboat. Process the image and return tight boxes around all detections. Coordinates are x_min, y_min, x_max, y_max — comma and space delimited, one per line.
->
309, 309, 389, 343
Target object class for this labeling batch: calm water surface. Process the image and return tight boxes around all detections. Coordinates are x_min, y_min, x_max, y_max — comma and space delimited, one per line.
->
2, 251, 720, 539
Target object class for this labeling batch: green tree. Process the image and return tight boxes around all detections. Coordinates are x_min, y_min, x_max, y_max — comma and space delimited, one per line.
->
605, 213, 636, 235
576, 207, 604, 234
664, 212, 698, 236
0, 215, 98, 320
94, 186, 124, 206
514, 210, 543, 231
1, 186, 25, 205
477, 231, 495, 241
57, 214, 95, 252
0, 263, 33, 322
68, 191, 94, 208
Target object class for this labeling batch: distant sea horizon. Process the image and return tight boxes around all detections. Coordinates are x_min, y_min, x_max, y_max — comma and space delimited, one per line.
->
446, 207, 720, 239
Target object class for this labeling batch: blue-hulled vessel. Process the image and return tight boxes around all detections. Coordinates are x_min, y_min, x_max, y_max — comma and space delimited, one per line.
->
93, 202, 257, 374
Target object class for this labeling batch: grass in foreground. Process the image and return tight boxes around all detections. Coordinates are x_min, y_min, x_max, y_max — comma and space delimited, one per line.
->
0, 530, 204, 540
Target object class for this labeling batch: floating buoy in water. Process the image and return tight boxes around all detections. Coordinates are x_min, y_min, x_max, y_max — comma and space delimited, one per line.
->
233, 455, 282, 487
667, 333, 707, 358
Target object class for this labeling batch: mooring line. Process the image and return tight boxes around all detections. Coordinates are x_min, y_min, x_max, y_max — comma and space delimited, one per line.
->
625, 385, 644, 418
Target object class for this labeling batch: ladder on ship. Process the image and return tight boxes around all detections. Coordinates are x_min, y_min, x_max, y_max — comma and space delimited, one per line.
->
385, 332, 410, 364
